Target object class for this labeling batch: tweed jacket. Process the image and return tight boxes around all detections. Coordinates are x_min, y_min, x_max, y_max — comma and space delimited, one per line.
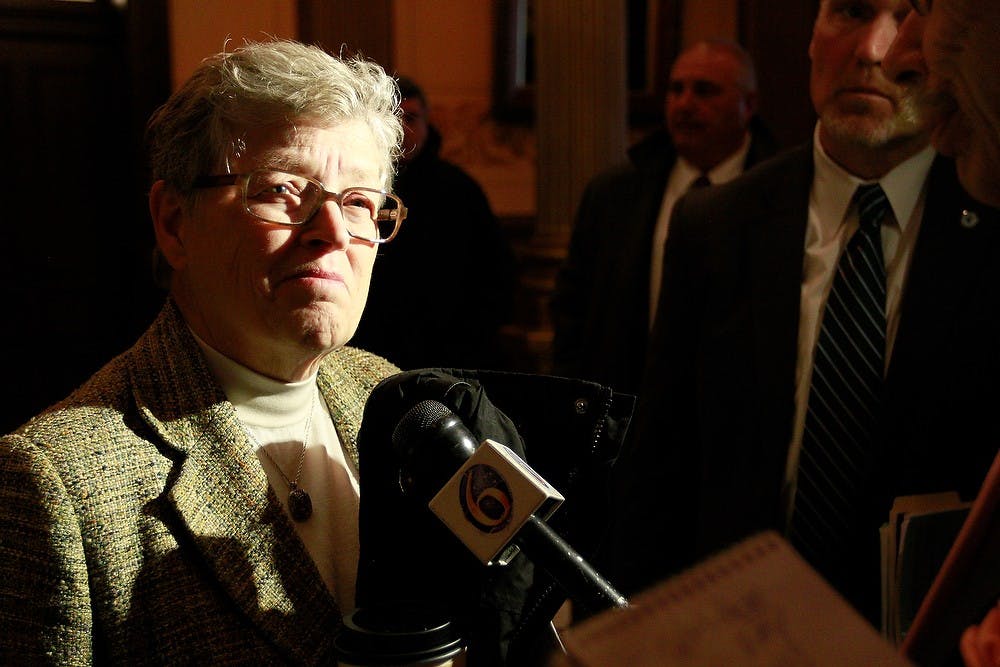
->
0, 300, 399, 665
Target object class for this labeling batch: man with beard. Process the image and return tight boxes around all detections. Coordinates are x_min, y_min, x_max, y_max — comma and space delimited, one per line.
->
606, 0, 1000, 627
550, 40, 775, 395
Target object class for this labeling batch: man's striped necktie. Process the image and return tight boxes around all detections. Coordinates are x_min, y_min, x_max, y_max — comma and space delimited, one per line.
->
789, 183, 890, 588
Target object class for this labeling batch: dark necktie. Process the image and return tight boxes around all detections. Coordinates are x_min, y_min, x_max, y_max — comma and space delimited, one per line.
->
691, 174, 711, 189
789, 183, 890, 610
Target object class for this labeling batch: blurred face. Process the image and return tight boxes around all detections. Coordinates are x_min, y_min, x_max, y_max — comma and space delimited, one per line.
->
666, 46, 756, 172
810, 0, 935, 177
885, 1, 1000, 206
153, 119, 383, 381
400, 96, 429, 163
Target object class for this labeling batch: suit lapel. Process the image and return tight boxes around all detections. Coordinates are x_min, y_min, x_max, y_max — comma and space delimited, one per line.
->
691, 146, 814, 551
634, 157, 674, 333
129, 302, 339, 663
887, 157, 1000, 451
747, 147, 814, 456
892, 157, 999, 357
317, 354, 365, 470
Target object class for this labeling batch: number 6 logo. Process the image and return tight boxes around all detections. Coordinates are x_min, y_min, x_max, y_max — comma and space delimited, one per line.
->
459, 464, 513, 533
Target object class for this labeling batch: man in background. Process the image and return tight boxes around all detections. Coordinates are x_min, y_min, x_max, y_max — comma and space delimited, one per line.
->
608, 0, 1000, 627
550, 40, 776, 395
352, 76, 517, 371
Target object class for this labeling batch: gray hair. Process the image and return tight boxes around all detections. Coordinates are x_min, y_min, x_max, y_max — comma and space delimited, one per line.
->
146, 39, 402, 289
682, 39, 758, 94
146, 39, 403, 195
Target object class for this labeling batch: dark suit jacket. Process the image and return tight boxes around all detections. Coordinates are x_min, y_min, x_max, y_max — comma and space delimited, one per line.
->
605, 143, 1000, 620
550, 123, 778, 395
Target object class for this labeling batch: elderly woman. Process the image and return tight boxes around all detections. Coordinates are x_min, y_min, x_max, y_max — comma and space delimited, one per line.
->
0, 40, 405, 663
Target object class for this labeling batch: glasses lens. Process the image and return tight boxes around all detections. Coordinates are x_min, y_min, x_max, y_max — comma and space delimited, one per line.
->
374, 193, 402, 241
341, 188, 384, 240
242, 172, 398, 241
245, 170, 320, 224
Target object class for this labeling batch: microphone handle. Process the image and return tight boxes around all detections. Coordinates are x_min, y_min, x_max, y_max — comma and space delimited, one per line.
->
515, 514, 629, 614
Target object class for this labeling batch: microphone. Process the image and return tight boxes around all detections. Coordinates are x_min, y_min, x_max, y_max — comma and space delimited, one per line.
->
392, 399, 629, 615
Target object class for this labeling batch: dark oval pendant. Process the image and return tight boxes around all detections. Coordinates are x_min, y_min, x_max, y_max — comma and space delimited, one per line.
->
288, 487, 313, 522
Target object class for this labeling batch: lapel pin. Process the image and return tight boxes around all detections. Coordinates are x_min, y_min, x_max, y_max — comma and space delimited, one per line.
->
960, 209, 980, 229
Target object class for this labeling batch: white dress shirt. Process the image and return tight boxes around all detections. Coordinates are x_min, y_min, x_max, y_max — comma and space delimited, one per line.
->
649, 134, 753, 322
782, 124, 936, 522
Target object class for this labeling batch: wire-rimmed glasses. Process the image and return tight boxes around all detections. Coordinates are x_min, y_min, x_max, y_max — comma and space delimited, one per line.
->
193, 169, 407, 244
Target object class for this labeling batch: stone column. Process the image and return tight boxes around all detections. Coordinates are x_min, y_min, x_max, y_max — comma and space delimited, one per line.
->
513, 0, 627, 372
534, 0, 627, 240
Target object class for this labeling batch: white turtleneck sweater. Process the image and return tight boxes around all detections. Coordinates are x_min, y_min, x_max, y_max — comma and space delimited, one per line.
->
195, 336, 360, 612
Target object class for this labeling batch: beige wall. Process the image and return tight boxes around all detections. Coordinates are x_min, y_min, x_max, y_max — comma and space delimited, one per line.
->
392, 1, 493, 100
168, 0, 297, 88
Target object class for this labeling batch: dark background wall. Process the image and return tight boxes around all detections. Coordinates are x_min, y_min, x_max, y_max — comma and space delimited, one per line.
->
0, 1, 169, 433
741, 0, 819, 150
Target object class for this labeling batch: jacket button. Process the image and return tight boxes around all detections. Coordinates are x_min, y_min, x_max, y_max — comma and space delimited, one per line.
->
574, 398, 588, 414
961, 209, 980, 229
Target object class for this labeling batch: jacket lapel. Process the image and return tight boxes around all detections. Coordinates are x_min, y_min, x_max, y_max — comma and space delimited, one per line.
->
317, 359, 365, 471
634, 157, 674, 333
891, 157, 999, 361
747, 146, 814, 459
887, 157, 1000, 452
129, 302, 340, 663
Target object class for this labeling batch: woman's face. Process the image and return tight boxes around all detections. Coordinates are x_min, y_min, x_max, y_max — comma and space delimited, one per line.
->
156, 119, 384, 381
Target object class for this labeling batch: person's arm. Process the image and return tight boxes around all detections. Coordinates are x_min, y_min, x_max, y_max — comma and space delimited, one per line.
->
0, 436, 93, 663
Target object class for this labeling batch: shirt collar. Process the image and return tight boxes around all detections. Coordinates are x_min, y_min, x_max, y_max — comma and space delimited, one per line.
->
813, 122, 936, 232
676, 132, 752, 188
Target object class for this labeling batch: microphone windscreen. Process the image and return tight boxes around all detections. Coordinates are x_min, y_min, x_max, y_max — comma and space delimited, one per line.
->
391, 399, 453, 447
392, 399, 479, 500
355, 370, 539, 666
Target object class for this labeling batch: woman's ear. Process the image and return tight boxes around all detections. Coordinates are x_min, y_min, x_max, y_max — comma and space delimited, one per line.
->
149, 180, 188, 271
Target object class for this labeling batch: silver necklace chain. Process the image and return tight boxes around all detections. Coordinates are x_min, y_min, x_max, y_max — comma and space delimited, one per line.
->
243, 389, 317, 522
